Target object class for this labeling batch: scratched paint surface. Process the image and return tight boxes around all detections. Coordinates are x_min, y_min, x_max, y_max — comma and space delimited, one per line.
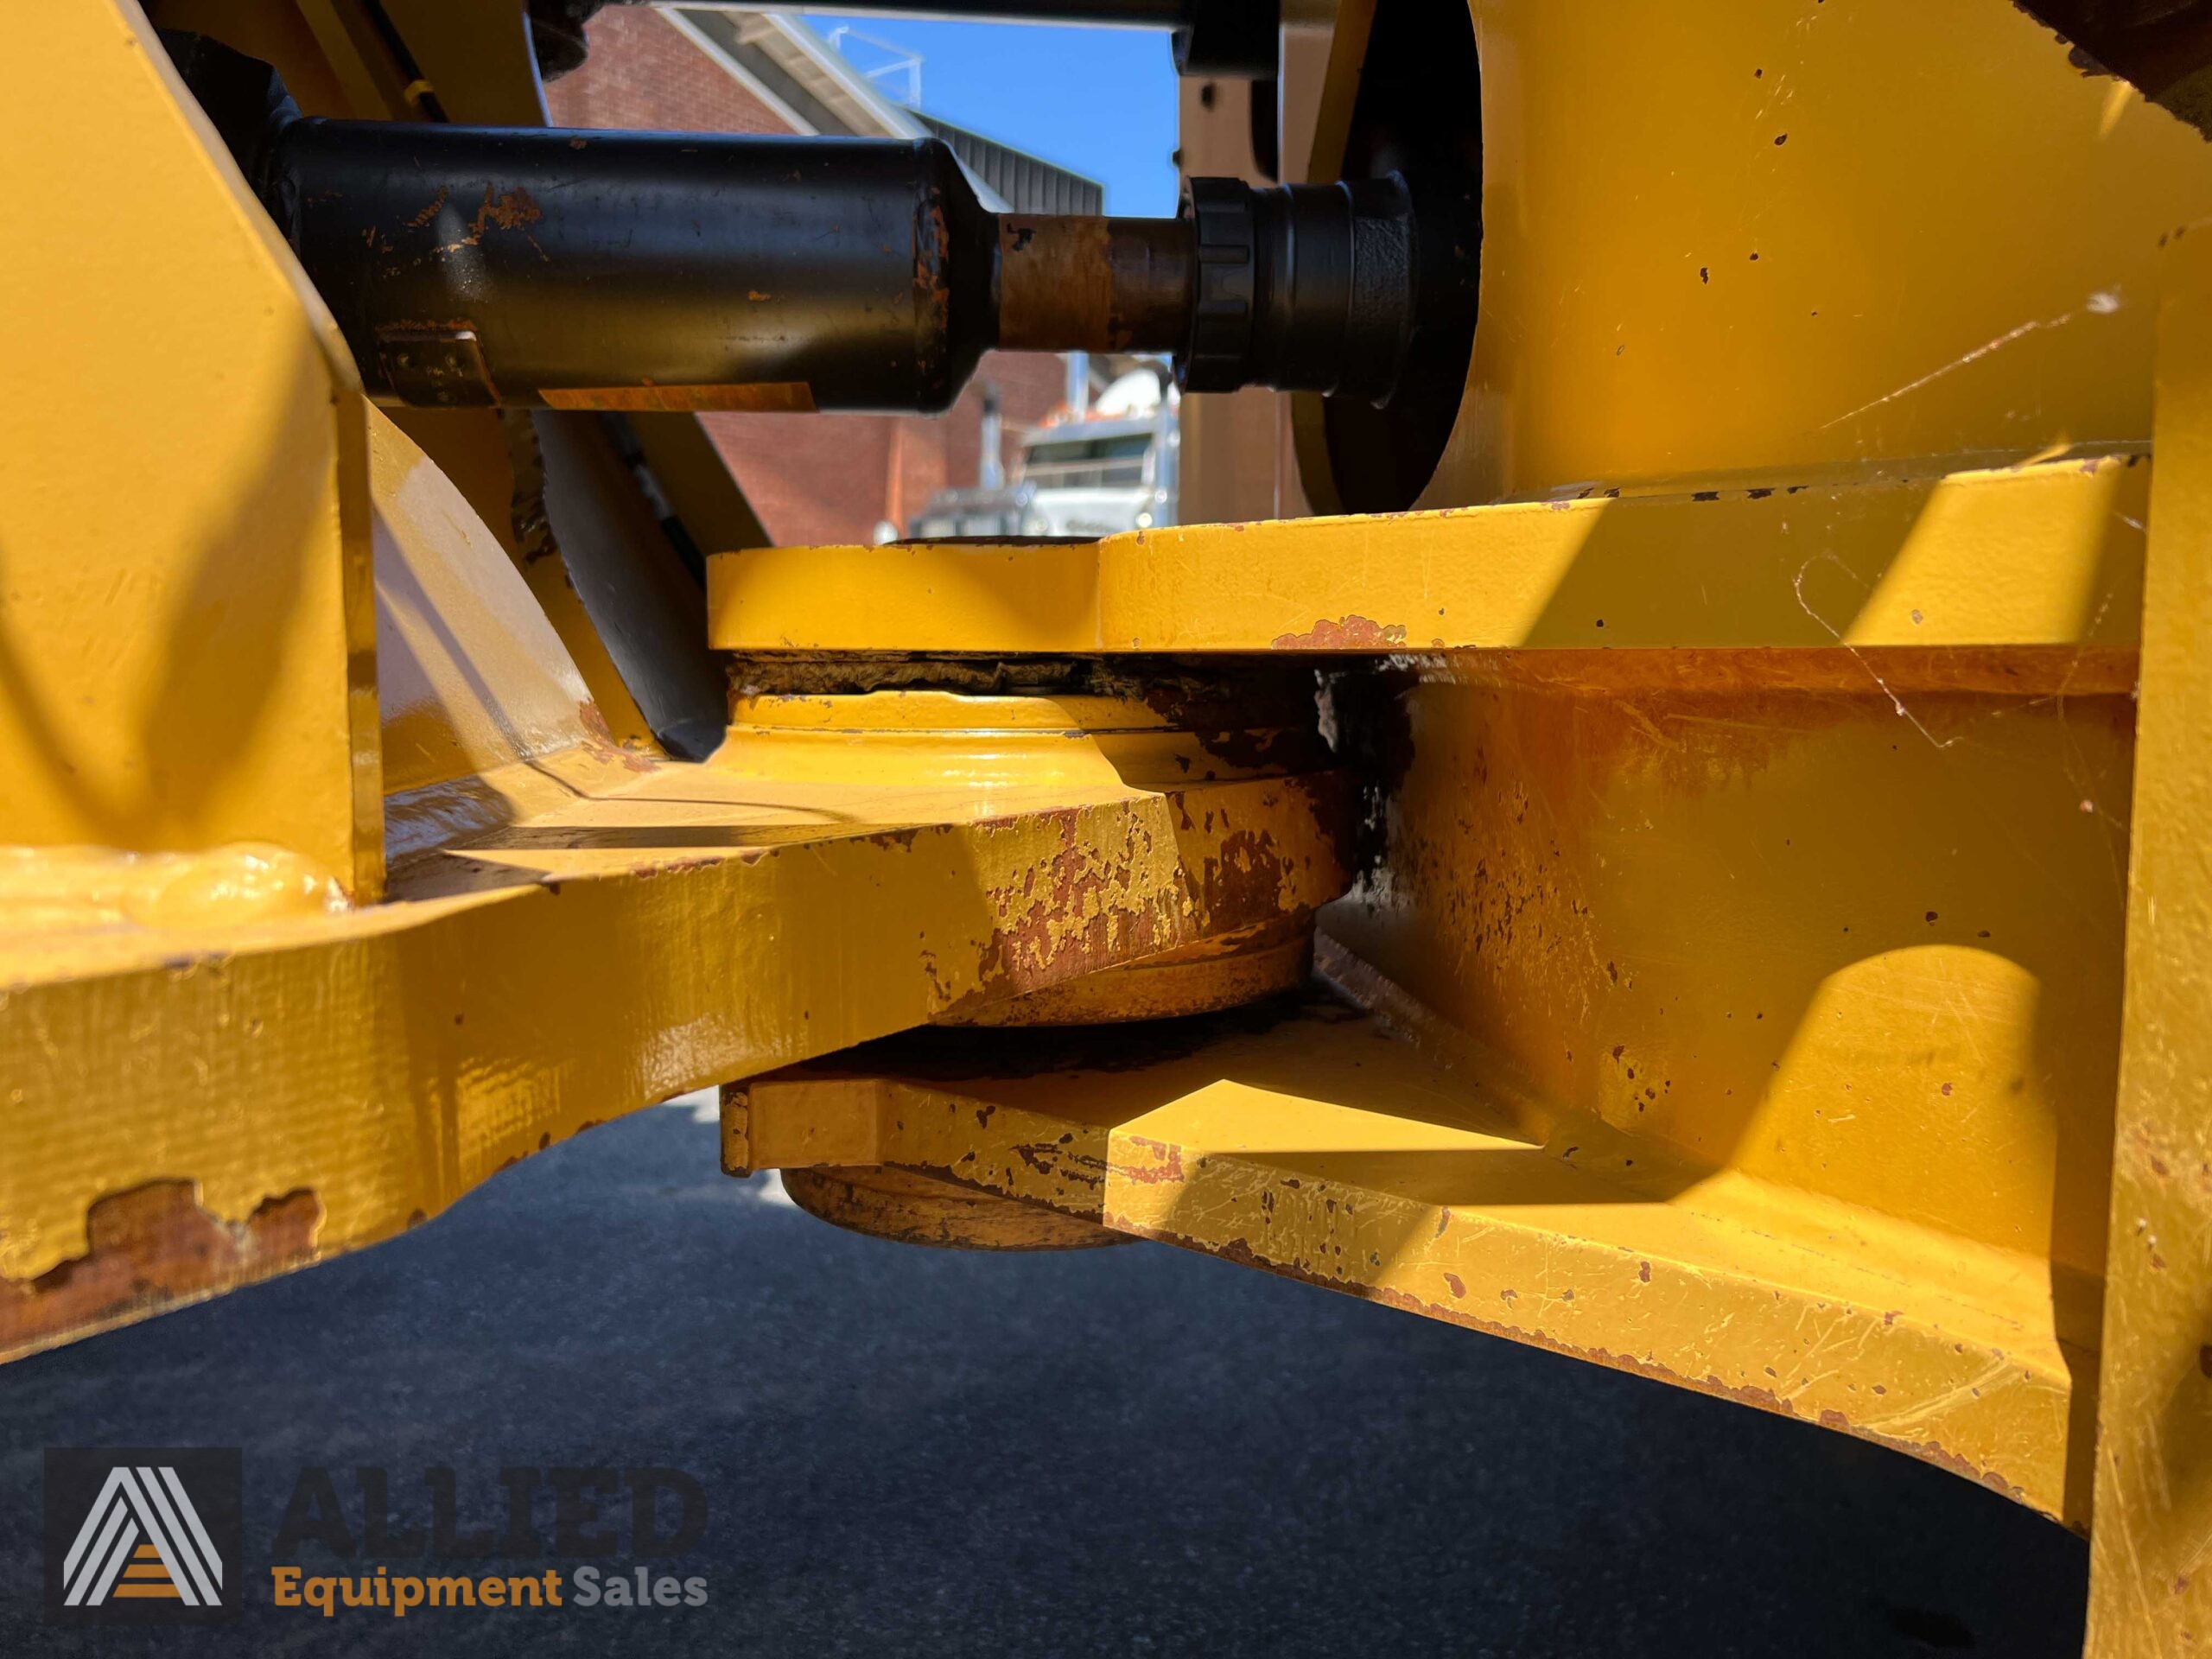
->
746, 989, 2076, 1520
1430, 0, 2212, 505
2085, 236, 2212, 1657
0, 755, 1349, 1356
1324, 658, 2133, 1285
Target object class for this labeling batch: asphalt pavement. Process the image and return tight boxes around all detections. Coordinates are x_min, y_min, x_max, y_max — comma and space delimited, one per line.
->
0, 1091, 2088, 1656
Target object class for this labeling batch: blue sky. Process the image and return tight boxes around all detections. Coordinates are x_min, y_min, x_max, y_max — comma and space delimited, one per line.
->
803, 13, 1180, 215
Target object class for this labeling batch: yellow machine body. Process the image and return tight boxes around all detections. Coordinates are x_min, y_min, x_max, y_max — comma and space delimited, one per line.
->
7, 3, 2212, 1652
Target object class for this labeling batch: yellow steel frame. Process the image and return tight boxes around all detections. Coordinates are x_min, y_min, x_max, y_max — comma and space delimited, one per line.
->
10, 1, 2212, 1652
708, 5, 2212, 1649
2087, 230, 2212, 1656
0, 1, 1351, 1356
717, 446, 2146, 1536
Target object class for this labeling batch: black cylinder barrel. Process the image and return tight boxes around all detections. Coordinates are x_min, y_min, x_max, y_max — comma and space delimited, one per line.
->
254, 118, 1466, 416
169, 30, 1473, 419
267, 122, 1001, 413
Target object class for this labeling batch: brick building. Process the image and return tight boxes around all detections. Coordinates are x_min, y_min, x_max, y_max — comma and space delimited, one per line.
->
545, 6, 1093, 548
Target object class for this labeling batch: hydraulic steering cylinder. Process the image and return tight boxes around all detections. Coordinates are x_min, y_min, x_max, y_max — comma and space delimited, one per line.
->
255, 120, 1475, 416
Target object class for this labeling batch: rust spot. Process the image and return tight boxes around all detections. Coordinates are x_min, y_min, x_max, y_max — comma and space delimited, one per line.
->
942, 779, 1348, 1019
544, 382, 814, 414
948, 810, 1176, 1008
995, 216, 1189, 354
1117, 1136, 1186, 1184
1007, 1141, 1109, 1189
785, 1164, 1127, 1252
432, 186, 544, 252
1271, 615, 1410, 651
636, 854, 723, 880
406, 186, 449, 228
2, 1182, 322, 1358
1638, 1261, 1652, 1283
1444, 1273, 1467, 1299
480, 185, 541, 231
912, 189, 953, 404
575, 701, 658, 772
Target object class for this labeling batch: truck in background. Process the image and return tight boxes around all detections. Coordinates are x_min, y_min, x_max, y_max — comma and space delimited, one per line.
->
903, 359, 1177, 542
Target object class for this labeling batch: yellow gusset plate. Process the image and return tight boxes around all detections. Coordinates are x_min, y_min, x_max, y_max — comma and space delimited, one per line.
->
742, 982, 2081, 1523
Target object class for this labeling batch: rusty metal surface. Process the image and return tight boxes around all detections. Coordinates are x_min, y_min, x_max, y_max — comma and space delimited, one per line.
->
995, 214, 1192, 353
779, 1165, 1130, 1251
0, 1183, 324, 1361
939, 918, 1313, 1027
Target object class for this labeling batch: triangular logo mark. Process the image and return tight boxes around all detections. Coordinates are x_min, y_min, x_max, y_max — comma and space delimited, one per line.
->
60, 1465, 225, 1609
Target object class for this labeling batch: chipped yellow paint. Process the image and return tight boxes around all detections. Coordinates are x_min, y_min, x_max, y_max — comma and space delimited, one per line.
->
0, 84, 1344, 1362
0, 756, 1349, 1357
0, 410, 1349, 1350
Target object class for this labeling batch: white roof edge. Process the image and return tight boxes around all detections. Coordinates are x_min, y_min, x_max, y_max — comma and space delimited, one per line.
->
659, 8, 818, 135
671, 6, 926, 139
769, 13, 930, 139
664, 7, 1008, 208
